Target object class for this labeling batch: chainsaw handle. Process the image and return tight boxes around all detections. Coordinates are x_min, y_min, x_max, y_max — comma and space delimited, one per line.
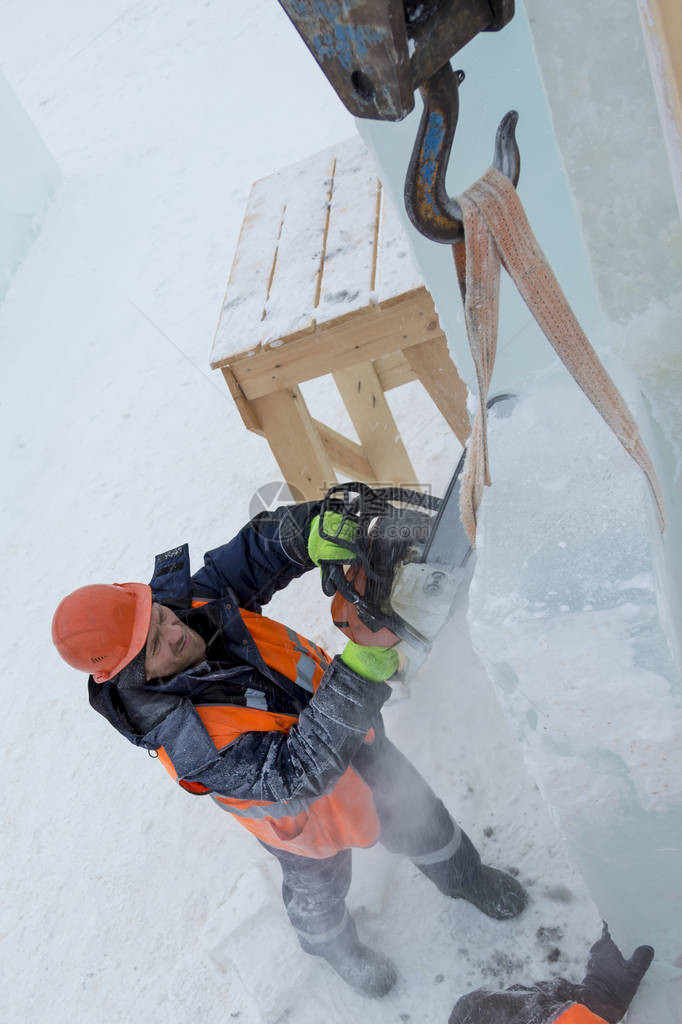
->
321, 563, 354, 600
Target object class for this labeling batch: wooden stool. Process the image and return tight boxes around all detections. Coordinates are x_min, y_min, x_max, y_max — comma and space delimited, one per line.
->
210, 136, 469, 501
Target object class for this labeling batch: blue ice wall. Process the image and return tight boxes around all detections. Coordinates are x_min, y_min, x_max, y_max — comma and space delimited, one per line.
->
0, 72, 60, 304
357, 3, 682, 1016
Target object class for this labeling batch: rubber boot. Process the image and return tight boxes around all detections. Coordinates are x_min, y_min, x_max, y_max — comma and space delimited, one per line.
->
418, 830, 527, 920
299, 915, 397, 999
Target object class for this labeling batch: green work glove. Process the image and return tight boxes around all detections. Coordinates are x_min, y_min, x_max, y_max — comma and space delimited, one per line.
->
307, 512, 358, 566
340, 640, 399, 682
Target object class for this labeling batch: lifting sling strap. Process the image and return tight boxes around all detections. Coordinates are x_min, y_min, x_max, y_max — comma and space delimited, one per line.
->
453, 165, 665, 545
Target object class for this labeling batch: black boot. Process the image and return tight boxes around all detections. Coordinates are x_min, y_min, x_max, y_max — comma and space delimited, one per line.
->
419, 830, 527, 920
299, 915, 397, 998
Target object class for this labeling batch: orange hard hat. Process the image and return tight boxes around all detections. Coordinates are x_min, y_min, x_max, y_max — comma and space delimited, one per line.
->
51, 582, 152, 683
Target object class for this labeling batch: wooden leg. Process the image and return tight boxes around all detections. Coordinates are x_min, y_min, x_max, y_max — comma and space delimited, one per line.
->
333, 362, 418, 487
314, 421, 375, 481
250, 386, 336, 500
403, 336, 470, 444
221, 366, 264, 435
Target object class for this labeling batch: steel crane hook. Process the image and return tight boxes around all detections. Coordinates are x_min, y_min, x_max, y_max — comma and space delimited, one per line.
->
404, 63, 520, 244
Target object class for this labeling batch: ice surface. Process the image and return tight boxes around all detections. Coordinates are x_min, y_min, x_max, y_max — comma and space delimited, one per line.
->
524, 0, 682, 675
466, 382, 682, 1009
357, 3, 682, 1017
0, 70, 59, 303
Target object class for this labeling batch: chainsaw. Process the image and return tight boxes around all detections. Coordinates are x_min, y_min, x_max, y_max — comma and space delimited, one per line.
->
318, 394, 515, 678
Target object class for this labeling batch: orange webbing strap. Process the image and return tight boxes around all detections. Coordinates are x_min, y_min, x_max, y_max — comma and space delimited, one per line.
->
552, 1003, 608, 1024
454, 165, 665, 545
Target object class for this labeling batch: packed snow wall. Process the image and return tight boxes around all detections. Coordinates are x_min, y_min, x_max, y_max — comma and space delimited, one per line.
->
0, 71, 60, 305
358, 2, 682, 1019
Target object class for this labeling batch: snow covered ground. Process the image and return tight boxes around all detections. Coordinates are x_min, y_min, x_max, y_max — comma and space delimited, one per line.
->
0, 2, 658, 1022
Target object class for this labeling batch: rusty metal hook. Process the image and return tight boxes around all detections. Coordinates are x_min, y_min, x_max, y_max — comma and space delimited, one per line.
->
404, 63, 520, 244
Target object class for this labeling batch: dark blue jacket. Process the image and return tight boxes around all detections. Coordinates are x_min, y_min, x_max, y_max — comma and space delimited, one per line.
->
88, 503, 390, 804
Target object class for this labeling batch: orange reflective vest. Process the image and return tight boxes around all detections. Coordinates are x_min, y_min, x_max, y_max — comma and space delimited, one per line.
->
553, 1004, 607, 1024
158, 608, 381, 859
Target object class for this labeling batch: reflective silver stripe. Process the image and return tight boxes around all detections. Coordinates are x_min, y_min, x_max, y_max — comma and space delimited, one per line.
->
308, 639, 331, 666
296, 653, 317, 692
296, 909, 349, 945
244, 687, 268, 710
211, 792, 313, 820
410, 823, 462, 866
284, 626, 316, 692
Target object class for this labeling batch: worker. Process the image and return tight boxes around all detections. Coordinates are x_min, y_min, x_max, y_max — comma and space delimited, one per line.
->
448, 923, 654, 1024
52, 500, 527, 999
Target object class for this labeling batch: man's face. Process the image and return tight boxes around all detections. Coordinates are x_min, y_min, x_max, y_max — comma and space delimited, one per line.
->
144, 603, 206, 680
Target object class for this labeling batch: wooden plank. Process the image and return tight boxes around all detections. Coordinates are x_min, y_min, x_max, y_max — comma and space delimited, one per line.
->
210, 177, 285, 367
212, 139, 429, 369
233, 289, 439, 401
374, 351, 417, 392
220, 366, 264, 435
250, 386, 336, 500
259, 148, 336, 346
376, 184, 424, 306
314, 421, 374, 480
333, 362, 417, 487
403, 336, 471, 444
315, 137, 381, 328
